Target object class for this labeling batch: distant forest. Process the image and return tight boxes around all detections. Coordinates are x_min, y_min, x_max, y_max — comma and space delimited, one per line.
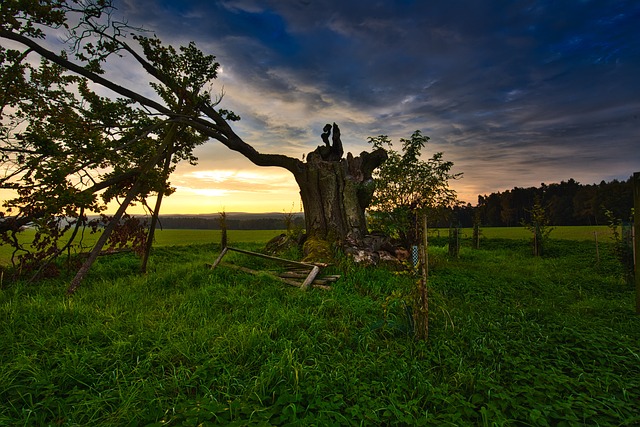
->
155, 214, 305, 231
451, 177, 634, 228
152, 177, 633, 230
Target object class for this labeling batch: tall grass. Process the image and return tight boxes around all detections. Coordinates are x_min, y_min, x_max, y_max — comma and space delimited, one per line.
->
1, 237, 638, 425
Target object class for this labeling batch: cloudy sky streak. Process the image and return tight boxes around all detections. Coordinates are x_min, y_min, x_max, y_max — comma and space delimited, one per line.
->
110, 0, 639, 212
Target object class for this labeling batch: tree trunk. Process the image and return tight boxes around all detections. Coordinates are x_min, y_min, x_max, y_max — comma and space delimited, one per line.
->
293, 124, 387, 243
140, 147, 173, 273
66, 178, 143, 295
140, 127, 177, 274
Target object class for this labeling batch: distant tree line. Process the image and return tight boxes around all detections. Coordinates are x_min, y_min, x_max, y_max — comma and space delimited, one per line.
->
450, 177, 634, 228
99, 177, 631, 231
154, 216, 305, 230
151, 177, 632, 230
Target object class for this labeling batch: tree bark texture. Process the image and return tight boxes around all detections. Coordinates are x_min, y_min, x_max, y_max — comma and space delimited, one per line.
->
140, 125, 178, 274
293, 124, 386, 243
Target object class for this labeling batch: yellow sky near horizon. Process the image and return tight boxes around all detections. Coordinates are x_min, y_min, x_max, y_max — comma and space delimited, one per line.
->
118, 168, 478, 215
0, 164, 477, 217
140, 167, 303, 214
0, 168, 304, 216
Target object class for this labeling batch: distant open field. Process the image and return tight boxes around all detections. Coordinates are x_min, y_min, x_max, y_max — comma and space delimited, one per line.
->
0, 229, 285, 265
450, 225, 614, 241
0, 226, 615, 266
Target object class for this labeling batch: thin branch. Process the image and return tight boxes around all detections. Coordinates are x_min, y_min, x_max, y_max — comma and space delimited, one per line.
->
0, 29, 174, 117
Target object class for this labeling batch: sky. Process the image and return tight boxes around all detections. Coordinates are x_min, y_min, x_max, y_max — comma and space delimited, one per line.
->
91, 0, 640, 213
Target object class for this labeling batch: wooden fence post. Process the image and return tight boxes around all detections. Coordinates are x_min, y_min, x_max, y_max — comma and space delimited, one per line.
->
414, 214, 429, 340
633, 172, 640, 315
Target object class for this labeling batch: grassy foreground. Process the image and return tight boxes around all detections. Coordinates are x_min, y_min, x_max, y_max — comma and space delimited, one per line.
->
0, 234, 639, 425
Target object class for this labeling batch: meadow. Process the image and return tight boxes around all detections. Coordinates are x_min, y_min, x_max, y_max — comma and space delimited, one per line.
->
0, 230, 285, 266
0, 226, 615, 266
0, 227, 638, 425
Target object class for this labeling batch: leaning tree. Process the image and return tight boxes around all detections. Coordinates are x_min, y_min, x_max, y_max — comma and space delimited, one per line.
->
0, 0, 386, 291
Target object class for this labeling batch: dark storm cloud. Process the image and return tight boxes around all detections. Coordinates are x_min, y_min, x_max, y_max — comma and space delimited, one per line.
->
115, 0, 640, 201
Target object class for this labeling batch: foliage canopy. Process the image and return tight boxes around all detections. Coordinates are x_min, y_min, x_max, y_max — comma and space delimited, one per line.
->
368, 130, 460, 247
0, 0, 232, 275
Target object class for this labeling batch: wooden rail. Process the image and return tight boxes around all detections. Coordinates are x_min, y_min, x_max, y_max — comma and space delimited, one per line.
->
209, 246, 336, 291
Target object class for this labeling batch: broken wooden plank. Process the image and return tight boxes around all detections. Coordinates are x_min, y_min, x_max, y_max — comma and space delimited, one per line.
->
226, 247, 316, 269
301, 265, 320, 291
277, 275, 338, 286
209, 246, 333, 290
223, 263, 331, 290
279, 272, 309, 279
210, 246, 229, 270
279, 272, 340, 285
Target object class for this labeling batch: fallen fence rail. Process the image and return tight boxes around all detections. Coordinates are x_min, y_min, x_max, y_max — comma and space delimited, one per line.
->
208, 246, 338, 290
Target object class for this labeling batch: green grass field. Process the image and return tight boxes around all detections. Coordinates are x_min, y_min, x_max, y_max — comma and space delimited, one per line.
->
1, 226, 638, 425
0, 229, 285, 266
431, 225, 613, 241
0, 226, 614, 266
